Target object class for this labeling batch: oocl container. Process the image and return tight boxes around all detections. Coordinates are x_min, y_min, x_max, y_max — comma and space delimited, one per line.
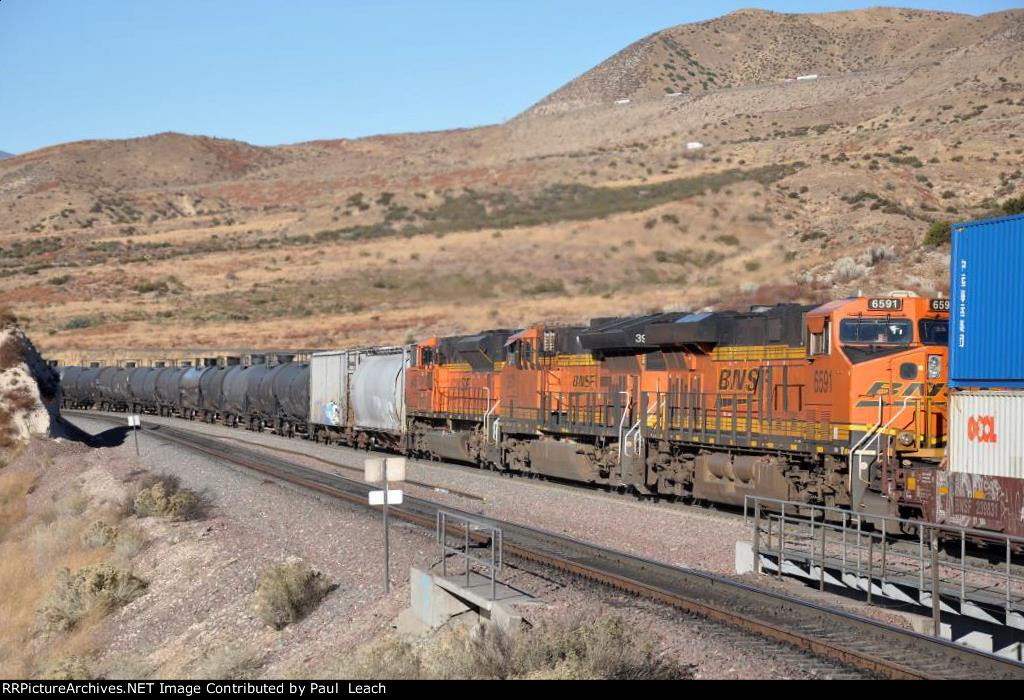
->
947, 391, 1024, 478
940, 390, 1024, 536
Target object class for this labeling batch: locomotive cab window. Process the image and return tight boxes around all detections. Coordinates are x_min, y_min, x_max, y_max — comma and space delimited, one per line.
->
839, 318, 911, 344
919, 319, 949, 346
808, 320, 831, 356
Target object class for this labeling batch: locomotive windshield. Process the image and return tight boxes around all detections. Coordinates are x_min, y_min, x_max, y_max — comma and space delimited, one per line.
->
918, 319, 949, 346
839, 318, 912, 344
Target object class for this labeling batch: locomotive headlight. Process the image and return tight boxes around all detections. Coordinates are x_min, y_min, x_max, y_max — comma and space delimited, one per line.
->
927, 355, 942, 379
898, 431, 916, 447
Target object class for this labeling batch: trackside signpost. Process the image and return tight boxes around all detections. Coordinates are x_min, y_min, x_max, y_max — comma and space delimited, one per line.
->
128, 414, 141, 455
365, 457, 406, 593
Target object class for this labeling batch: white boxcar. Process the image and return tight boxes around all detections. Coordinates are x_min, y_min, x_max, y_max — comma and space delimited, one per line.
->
947, 390, 1024, 478
309, 351, 348, 427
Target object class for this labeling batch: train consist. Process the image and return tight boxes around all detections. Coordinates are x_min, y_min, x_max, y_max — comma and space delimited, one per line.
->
60, 294, 952, 526
58, 214, 1024, 535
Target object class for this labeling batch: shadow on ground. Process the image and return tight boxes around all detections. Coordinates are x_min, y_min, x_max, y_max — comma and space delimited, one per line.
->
57, 415, 130, 448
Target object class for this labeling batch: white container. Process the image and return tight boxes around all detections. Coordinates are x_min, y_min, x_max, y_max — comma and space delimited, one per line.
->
686, 142, 704, 150
947, 390, 1024, 478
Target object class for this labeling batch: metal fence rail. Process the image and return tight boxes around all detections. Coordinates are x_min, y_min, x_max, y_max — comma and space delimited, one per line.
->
437, 509, 503, 600
745, 496, 1024, 638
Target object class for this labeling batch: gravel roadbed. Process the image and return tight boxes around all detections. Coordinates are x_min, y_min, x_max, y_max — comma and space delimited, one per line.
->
63, 414, 870, 678
84, 413, 931, 630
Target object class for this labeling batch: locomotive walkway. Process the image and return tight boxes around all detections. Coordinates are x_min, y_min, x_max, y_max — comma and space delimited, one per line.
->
66, 410, 1024, 680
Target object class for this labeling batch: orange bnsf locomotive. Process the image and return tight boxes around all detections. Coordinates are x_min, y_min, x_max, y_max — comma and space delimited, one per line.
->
404, 295, 950, 520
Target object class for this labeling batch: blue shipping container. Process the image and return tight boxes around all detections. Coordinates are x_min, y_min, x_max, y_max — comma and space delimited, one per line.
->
949, 213, 1024, 388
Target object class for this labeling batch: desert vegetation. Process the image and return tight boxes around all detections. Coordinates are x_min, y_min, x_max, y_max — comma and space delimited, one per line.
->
0, 447, 150, 678
255, 560, 335, 630
131, 474, 207, 521
335, 610, 694, 680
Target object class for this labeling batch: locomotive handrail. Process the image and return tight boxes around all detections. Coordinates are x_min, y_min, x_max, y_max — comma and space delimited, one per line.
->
848, 397, 884, 498
616, 390, 631, 459
483, 393, 500, 445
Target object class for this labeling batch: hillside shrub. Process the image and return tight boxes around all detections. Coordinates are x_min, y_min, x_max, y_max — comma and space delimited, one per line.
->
923, 220, 951, 247
1002, 195, 1024, 215
133, 475, 206, 520
39, 564, 147, 631
256, 561, 335, 630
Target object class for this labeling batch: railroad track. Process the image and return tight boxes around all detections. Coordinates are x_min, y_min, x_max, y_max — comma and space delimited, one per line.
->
65, 411, 1024, 680
89, 409, 1024, 577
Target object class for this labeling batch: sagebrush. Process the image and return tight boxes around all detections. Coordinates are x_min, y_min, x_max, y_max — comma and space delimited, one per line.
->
256, 561, 335, 630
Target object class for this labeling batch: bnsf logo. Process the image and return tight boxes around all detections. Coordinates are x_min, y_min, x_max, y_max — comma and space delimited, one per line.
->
572, 375, 596, 388
718, 368, 761, 392
966, 415, 997, 444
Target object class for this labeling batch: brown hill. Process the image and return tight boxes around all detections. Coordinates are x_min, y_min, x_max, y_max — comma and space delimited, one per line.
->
525, 8, 1024, 115
1, 7, 1023, 363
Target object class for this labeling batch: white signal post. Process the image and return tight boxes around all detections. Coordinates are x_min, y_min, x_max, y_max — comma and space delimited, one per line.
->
365, 457, 406, 594
127, 414, 141, 455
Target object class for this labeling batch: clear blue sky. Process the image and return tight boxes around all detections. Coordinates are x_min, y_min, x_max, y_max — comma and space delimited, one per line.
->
0, 1, 1016, 154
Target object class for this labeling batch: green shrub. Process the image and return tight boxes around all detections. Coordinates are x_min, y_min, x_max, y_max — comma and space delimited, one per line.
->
62, 317, 100, 331
923, 220, 951, 247
1002, 195, 1024, 215
714, 234, 739, 246
256, 561, 335, 630
523, 280, 567, 296
799, 230, 827, 242
39, 565, 147, 631
48, 275, 72, 286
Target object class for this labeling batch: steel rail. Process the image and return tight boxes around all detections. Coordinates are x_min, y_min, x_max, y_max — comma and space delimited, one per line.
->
66, 411, 1024, 680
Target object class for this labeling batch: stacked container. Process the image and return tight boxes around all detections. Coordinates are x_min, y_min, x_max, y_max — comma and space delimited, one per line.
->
941, 214, 1024, 536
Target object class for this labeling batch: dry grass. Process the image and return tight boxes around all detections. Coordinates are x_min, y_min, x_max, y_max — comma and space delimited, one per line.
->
337, 610, 695, 680
191, 646, 264, 680
255, 560, 335, 630
0, 449, 150, 678
113, 526, 147, 560
42, 656, 97, 680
